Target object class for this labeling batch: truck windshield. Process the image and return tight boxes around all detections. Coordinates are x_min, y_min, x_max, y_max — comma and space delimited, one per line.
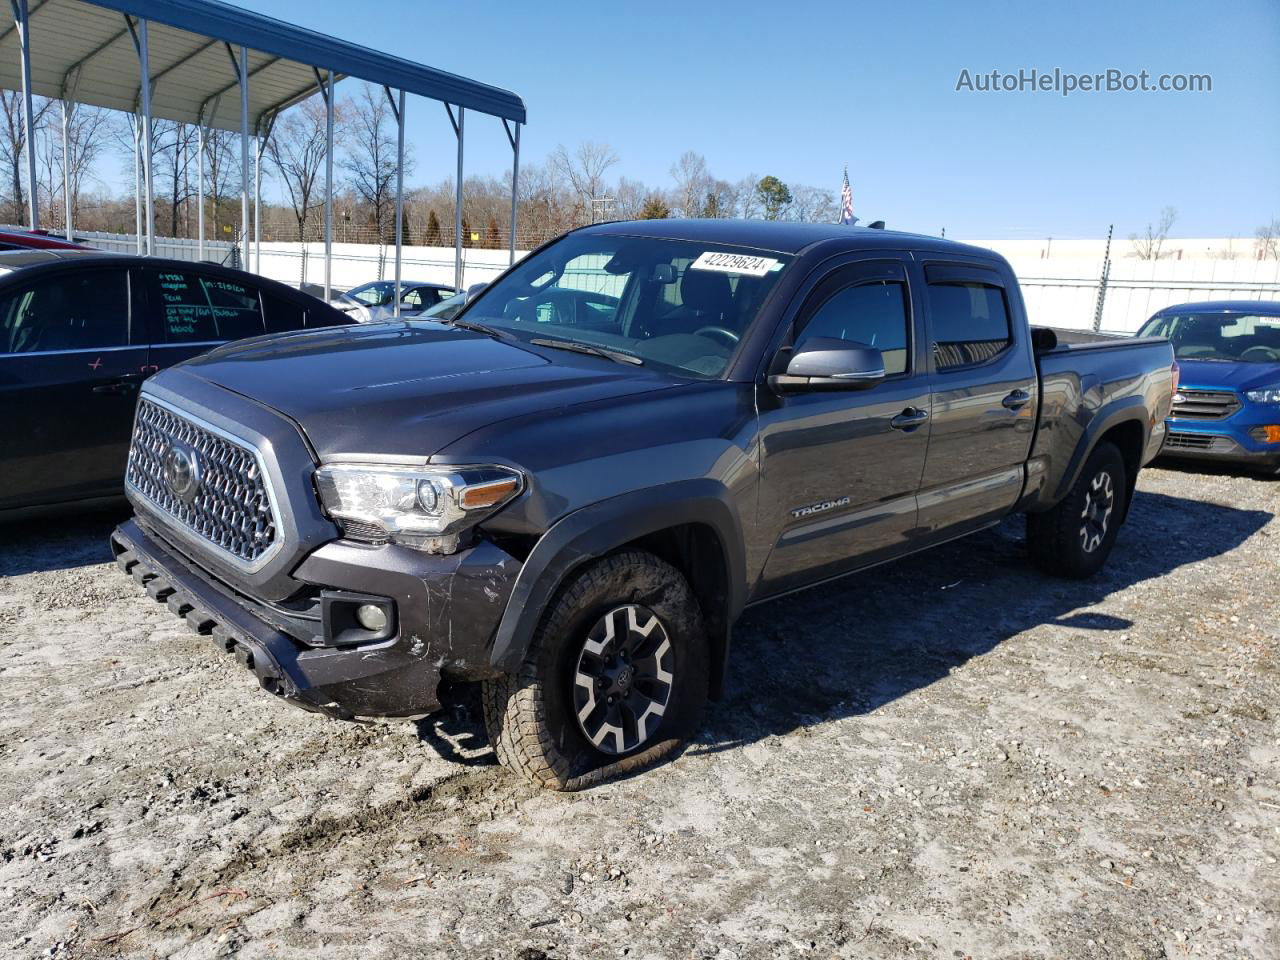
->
1140, 312, 1280, 364
455, 233, 791, 379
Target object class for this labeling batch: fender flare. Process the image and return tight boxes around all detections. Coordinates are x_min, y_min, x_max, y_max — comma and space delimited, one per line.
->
1051, 395, 1151, 505
489, 478, 747, 674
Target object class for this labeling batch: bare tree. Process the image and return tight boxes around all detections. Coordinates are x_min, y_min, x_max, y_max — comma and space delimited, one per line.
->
1255, 218, 1280, 260
0, 92, 54, 223
1130, 206, 1177, 260
670, 151, 711, 218
341, 83, 413, 270
266, 98, 333, 251
152, 121, 200, 237
551, 141, 618, 224
787, 184, 839, 223
203, 128, 241, 242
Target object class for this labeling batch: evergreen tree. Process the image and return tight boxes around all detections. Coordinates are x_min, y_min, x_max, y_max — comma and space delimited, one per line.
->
424, 209, 443, 246
639, 194, 671, 219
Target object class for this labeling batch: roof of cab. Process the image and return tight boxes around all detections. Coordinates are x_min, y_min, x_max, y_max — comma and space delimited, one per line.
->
579, 218, 996, 259
1151, 299, 1280, 317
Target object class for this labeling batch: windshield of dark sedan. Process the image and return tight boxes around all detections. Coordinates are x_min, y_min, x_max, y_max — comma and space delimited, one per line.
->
458, 233, 792, 378
1140, 312, 1280, 363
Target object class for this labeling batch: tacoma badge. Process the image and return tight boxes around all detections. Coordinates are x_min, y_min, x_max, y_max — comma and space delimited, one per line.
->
791, 496, 850, 519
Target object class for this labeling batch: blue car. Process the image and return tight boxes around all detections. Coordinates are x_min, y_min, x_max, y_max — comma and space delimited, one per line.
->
1138, 300, 1280, 475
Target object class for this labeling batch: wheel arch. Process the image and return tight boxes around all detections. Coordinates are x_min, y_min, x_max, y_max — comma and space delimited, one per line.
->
1047, 398, 1150, 518
489, 479, 747, 698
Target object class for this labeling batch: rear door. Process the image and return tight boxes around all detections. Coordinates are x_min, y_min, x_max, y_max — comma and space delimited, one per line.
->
915, 259, 1038, 535
142, 265, 266, 370
755, 257, 931, 596
0, 265, 146, 509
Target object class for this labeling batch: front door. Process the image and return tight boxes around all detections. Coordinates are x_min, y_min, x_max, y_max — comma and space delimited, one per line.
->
0, 266, 145, 509
755, 258, 931, 597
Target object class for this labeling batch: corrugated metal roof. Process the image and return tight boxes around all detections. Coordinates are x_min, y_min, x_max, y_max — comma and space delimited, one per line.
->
0, 0, 526, 131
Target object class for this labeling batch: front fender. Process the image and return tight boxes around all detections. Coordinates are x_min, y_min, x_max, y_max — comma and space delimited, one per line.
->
489, 478, 747, 673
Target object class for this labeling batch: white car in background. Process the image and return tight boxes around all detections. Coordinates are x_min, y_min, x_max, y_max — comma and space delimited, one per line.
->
331, 280, 457, 323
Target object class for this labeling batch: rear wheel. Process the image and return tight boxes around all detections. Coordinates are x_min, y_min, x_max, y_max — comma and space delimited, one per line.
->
1028, 441, 1127, 579
482, 551, 708, 790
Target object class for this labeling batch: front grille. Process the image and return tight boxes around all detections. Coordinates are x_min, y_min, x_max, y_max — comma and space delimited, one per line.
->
126, 398, 279, 565
1169, 389, 1241, 421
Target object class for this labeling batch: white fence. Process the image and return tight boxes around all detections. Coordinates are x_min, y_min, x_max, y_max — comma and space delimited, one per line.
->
44, 229, 1280, 331
1008, 256, 1280, 334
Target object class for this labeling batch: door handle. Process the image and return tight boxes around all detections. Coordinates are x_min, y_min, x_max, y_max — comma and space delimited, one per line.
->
890, 407, 930, 431
92, 376, 142, 396
1002, 389, 1031, 410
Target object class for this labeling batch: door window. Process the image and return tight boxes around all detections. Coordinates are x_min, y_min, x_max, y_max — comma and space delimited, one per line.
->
797, 280, 911, 375
926, 279, 1011, 369
153, 269, 264, 342
0, 270, 130, 353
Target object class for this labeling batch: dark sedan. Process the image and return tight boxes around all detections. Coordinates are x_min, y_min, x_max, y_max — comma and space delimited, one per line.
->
0, 251, 355, 514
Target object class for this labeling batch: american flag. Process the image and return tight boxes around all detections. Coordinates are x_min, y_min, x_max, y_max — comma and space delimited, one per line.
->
839, 167, 856, 225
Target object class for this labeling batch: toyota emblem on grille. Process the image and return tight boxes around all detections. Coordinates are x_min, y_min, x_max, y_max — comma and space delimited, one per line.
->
163, 443, 201, 503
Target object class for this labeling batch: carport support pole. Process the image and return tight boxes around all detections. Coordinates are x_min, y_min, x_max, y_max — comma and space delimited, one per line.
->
138, 20, 154, 256
323, 70, 334, 301
196, 121, 205, 260
132, 123, 142, 253
454, 107, 464, 292
253, 130, 262, 273
393, 89, 405, 319
238, 46, 249, 271
509, 122, 520, 265
14, 0, 38, 229
61, 101, 73, 240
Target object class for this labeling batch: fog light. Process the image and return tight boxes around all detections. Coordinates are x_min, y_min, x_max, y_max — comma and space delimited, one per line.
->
355, 603, 388, 632
1249, 425, 1280, 444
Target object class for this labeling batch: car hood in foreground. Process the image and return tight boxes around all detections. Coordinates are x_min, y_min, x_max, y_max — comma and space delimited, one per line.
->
171, 321, 682, 459
1176, 358, 1280, 393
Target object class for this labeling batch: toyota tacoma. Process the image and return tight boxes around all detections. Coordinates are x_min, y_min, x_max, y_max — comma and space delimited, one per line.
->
111, 220, 1176, 789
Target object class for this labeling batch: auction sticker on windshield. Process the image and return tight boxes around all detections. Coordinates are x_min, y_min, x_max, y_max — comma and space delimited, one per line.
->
689, 251, 780, 277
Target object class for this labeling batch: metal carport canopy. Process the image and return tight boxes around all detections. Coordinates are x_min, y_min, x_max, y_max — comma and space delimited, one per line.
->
0, 0, 525, 130
1, 0, 526, 306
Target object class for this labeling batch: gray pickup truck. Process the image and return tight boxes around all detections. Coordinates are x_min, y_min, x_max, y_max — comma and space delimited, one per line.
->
111, 220, 1175, 789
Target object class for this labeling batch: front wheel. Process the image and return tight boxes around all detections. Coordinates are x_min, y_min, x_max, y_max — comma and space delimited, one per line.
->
1027, 441, 1128, 579
482, 551, 708, 790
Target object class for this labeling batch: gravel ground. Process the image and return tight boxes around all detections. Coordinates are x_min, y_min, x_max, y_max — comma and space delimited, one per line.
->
1, 463, 1277, 960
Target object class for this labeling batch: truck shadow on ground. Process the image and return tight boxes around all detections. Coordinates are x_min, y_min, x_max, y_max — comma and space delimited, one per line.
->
693, 488, 1271, 756
421, 488, 1271, 773
0, 502, 131, 576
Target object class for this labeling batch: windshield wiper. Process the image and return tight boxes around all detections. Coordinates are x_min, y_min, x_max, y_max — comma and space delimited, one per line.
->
443, 317, 507, 339
529, 337, 644, 366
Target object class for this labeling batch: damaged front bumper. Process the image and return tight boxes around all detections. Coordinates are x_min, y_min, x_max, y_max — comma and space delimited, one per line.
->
110, 517, 521, 721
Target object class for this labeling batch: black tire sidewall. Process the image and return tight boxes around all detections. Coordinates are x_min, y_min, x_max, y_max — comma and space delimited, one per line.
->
534, 553, 708, 781
1063, 443, 1127, 576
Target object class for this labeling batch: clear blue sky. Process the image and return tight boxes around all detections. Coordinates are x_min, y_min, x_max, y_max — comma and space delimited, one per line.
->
246, 0, 1278, 239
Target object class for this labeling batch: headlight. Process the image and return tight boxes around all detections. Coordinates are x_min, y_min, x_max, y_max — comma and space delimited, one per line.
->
314, 463, 522, 553
1245, 388, 1280, 404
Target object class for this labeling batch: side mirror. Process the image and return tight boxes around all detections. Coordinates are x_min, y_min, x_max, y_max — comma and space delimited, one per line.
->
465, 282, 487, 303
768, 337, 885, 394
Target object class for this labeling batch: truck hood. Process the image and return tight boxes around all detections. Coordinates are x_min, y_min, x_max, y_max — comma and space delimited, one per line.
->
175, 322, 681, 459
1177, 358, 1280, 393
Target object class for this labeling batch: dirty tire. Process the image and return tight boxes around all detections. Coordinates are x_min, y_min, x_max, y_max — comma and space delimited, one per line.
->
482, 551, 708, 791
1028, 441, 1127, 579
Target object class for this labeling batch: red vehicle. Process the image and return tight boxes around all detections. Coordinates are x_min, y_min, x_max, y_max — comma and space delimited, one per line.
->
0, 229, 89, 252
